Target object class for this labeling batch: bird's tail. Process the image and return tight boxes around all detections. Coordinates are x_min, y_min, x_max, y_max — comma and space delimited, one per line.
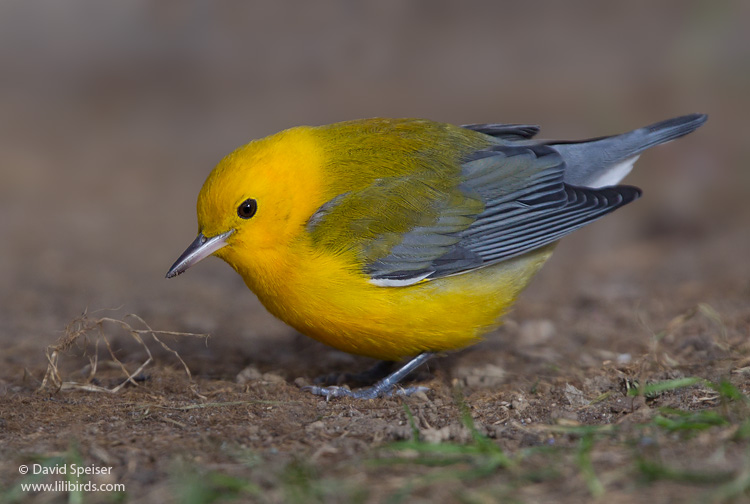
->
552, 113, 708, 188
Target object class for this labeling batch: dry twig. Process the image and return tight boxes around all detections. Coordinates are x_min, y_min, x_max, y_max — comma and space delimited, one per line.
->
39, 311, 208, 394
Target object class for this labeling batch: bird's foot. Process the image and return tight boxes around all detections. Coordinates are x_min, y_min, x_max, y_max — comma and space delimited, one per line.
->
301, 352, 435, 400
303, 384, 430, 400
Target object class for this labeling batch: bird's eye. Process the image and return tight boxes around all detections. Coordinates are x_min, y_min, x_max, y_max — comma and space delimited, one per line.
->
237, 198, 258, 219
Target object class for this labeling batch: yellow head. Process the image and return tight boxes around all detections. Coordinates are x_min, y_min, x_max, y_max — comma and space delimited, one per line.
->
166, 126, 325, 279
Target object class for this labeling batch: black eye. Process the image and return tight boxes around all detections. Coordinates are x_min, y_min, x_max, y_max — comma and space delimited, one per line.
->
237, 198, 257, 219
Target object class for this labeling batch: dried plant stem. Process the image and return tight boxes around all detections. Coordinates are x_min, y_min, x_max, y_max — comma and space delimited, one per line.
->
40, 311, 208, 394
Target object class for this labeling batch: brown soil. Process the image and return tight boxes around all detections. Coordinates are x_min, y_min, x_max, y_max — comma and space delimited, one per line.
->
1, 3, 749, 503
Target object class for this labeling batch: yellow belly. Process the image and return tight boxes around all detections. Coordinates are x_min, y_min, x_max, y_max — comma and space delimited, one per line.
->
224, 243, 554, 361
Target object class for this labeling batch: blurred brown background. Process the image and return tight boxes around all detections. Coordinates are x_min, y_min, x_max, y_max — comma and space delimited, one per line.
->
0, 1, 747, 373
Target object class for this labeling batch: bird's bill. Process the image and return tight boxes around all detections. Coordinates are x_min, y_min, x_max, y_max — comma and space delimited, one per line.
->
166, 230, 234, 278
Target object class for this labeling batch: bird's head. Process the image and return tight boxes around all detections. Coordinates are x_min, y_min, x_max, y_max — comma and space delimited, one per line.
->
166, 127, 325, 278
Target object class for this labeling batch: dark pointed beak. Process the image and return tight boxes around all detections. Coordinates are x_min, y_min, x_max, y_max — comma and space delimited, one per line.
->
166, 229, 234, 278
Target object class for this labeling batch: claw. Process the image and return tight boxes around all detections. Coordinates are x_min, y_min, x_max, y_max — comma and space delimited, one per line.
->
302, 384, 430, 400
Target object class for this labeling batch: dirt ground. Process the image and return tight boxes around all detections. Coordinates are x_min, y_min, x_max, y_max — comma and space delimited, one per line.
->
1, 3, 749, 503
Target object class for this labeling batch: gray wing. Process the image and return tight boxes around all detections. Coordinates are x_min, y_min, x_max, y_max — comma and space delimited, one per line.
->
367, 144, 640, 285
461, 123, 540, 140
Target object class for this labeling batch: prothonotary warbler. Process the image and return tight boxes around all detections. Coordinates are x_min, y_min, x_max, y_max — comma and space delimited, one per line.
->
167, 114, 707, 399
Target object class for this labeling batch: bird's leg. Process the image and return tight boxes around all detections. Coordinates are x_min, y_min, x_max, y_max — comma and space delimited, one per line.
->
313, 359, 396, 386
303, 352, 435, 400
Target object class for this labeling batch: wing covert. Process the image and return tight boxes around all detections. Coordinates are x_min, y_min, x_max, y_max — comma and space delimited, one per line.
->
308, 143, 640, 286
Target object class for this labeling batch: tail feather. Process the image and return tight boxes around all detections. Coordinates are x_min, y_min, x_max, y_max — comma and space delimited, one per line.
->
552, 114, 707, 188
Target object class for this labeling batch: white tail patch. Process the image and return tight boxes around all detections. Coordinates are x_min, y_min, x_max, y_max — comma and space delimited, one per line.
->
588, 155, 639, 188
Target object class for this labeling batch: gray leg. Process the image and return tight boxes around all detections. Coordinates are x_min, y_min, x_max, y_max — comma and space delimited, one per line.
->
303, 352, 435, 400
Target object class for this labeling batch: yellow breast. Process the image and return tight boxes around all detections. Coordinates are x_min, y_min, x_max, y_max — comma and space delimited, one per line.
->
221, 235, 553, 361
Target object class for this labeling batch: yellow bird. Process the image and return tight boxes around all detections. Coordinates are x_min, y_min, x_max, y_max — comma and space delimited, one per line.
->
167, 114, 707, 399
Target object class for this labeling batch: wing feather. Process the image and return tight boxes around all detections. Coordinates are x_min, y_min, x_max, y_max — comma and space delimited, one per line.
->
308, 142, 640, 286
461, 123, 541, 140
